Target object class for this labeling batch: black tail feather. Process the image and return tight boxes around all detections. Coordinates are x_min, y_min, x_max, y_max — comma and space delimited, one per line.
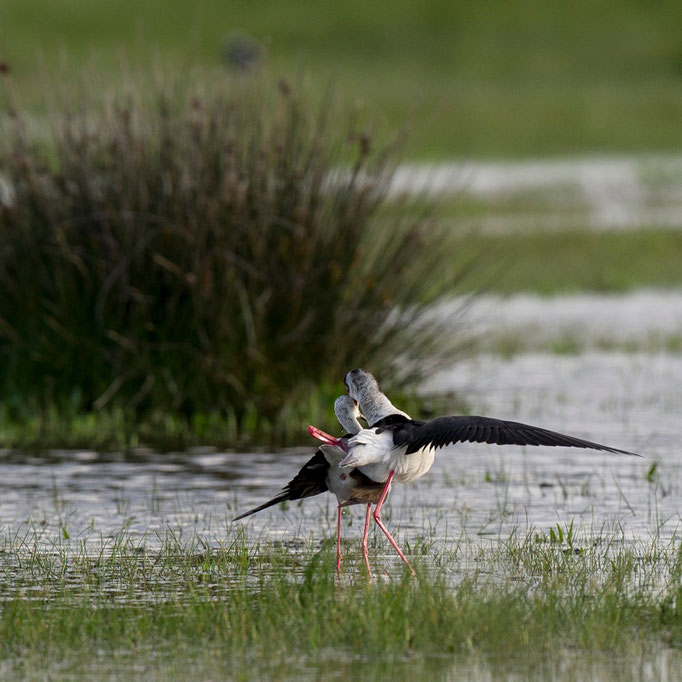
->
233, 493, 290, 521
232, 449, 331, 521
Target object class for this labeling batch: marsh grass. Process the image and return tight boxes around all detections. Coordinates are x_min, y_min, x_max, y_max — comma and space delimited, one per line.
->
0, 78, 470, 447
2, 520, 682, 678
463, 229, 682, 295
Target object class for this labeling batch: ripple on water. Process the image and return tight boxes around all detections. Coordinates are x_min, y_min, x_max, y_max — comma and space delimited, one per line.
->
0, 351, 677, 567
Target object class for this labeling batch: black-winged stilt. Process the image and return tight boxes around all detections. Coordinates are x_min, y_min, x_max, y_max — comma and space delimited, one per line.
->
309, 368, 641, 576
234, 395, 384, 576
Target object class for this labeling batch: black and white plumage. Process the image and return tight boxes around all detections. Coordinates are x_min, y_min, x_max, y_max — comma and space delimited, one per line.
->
341, 368, 639, 484
233, 395, 382, 520
381, 413, 639, 456
233, 395, 384, 576
313, 368, 642, 575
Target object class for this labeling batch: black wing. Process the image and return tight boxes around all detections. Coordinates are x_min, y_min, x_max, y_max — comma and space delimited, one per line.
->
233, 449, 330, 520
395, 415, 641, 457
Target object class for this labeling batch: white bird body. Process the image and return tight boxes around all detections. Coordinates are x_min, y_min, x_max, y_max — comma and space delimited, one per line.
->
234, 395, 383, 516
236, 395, 385, 577
341, 429, 435, 484
341, 368, 639, 474
319, 443, 386, 505
311, 368, 641, 577
245, 368, 641, 580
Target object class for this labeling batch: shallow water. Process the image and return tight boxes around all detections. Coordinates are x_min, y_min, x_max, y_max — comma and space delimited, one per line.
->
0, 350, 677, 571
1, 289, 680, 577
8, 647, 679, 682
457, 289, 682, 353
1, 294, 682, 680
391, 154, 682, 232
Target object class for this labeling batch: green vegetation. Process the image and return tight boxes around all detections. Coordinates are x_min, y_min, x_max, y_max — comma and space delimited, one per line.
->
0, 71, 678, 449
2, 0, 681, 157
463, 229, 682, 295
0, 388, 456, 451
0, 90, 679, 449
0, 3, 680, 447
0, 81, 470, 447
2, 523, 682, 679
1, 3, 679, 678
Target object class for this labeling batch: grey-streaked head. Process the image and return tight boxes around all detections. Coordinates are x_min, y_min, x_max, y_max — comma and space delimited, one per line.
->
343, 368, 410, 426
344, 368, 381, 405
334, 394, 363, 435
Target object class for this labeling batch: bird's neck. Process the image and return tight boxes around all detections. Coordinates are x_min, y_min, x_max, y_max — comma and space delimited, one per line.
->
362, 393, 411, 427
342, 415, 363, 435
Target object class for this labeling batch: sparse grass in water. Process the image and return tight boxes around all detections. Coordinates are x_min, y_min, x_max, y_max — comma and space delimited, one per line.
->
2, 522, 682, 678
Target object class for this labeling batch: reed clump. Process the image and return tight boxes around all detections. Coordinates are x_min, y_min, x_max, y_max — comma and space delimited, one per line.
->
0, 79, 467, 444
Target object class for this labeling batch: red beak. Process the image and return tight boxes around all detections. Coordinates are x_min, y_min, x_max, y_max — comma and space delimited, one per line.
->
308, 425, 345, 450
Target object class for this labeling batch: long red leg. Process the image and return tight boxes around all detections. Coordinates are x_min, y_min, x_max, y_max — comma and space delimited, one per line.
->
361, 502, 373, 578
336, 505, 343, 578
373, 470, 416, 577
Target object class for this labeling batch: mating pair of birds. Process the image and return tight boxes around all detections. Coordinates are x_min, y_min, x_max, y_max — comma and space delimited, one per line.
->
234, 368, 639, 576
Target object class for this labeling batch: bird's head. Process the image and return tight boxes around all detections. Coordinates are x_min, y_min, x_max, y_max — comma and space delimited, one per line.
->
344, 368, 381, 406
333, 394, 364, 434
344, 368, 410, 426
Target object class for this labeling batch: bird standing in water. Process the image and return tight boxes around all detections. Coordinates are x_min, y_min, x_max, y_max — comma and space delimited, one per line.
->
234, 395, 384, 576
309, 368, 641, 576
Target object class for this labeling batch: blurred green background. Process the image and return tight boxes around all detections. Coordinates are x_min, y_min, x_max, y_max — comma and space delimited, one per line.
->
2, 0, 681, 158
1, 0, 681, 448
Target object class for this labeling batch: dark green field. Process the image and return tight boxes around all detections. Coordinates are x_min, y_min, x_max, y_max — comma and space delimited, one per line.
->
2, 0, 681, 158
462, 228, 682, 295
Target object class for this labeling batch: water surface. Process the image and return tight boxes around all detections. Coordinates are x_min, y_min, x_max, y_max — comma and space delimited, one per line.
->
0, 352, 677, 568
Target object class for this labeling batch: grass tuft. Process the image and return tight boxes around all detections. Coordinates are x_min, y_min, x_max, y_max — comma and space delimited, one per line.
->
0, 78, 470, 446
